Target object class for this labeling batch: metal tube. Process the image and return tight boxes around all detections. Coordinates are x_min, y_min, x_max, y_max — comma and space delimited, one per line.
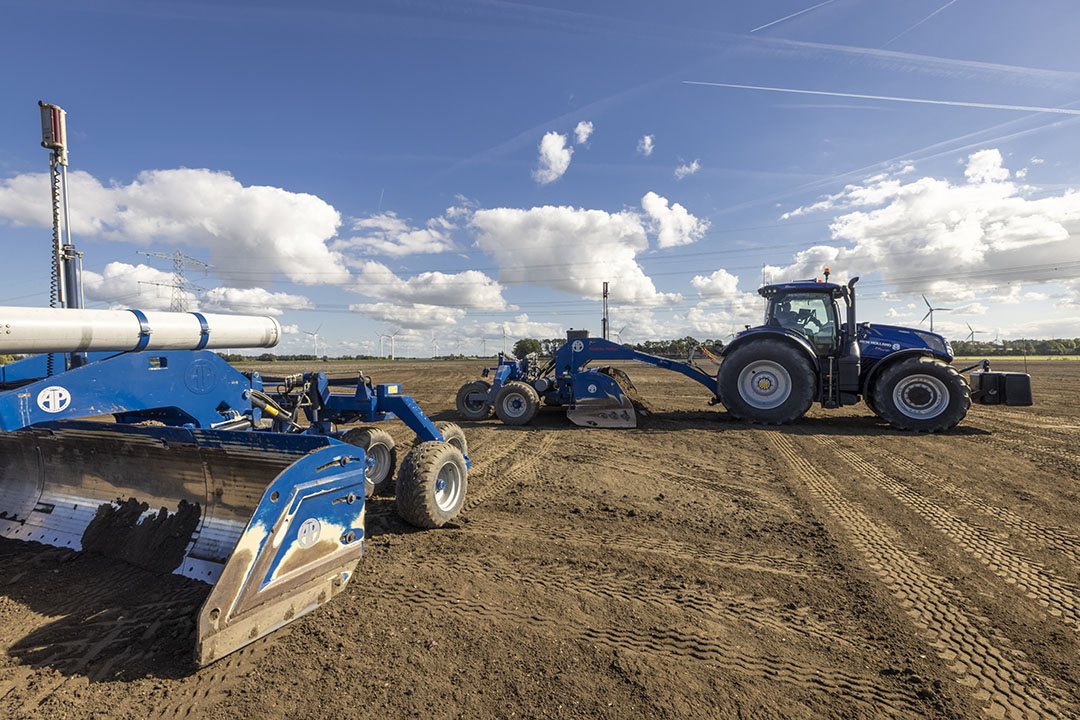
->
0, 307, 282, 354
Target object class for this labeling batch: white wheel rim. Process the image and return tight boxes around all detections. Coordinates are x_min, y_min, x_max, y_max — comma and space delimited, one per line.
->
737, 360, 792, 410
500, 391, 528, 418
893, 374, 949, 419
434, 461, 463, 512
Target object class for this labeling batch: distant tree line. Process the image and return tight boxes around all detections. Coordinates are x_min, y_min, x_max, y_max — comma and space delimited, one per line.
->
950, 338, 1080, 356
513, 337, 724, 359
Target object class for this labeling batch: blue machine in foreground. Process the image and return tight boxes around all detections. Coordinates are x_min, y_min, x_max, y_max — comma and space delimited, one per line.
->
0, 309, 469, 667
456, 271, 1032, 432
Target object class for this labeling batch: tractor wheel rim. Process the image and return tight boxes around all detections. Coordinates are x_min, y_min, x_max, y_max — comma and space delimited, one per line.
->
893, 374, 949, 419
737, 360, 792, 410
434, 461, 462, 512
367, 444, 390, 484
501, 393, 527, 418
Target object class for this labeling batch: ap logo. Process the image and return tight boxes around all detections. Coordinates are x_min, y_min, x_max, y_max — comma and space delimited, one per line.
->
297, 518, 322, 548
36, 386, 71, 414
571, 340, 585, 352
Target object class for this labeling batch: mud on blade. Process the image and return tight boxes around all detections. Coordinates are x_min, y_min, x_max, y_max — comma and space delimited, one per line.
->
0, 421, 368, 666
565, 367, 648, 428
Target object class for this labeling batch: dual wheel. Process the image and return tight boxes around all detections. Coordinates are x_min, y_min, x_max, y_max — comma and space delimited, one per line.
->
455, 380, 539, 426
341, 421, 468, 528
718, 339, 969, 432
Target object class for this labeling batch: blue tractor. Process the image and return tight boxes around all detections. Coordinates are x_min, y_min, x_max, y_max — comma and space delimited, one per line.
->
456, 272, 1032, 431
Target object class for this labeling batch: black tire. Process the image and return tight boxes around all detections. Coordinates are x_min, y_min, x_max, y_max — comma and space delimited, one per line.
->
434, 421, 468, 457
871, 356, 970, 432
395, 441, 468, 528
717, 339, 815, 424
493, 381, 540, 426
341, 427, 397, 497
455, 381, 492, 421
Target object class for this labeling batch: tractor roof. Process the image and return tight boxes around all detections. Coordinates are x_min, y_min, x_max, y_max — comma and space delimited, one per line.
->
758, 280, 846, 299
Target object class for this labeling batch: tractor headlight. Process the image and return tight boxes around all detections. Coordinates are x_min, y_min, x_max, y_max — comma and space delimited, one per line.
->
914, 331, 948, 355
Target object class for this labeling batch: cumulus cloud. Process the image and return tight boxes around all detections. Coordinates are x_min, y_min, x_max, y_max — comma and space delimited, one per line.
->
574, 121, 594, 145
637, 135, 655, 157
674, 159, 701, 180
348, 302, 466, 329
467, 313, 564, 340
351, 260, 507, 309
81, 262, 314, 315
533, 132, 573, 184
0, 169, 348, 287
768, 149, 1080, 301
466, 200, 686, 306
334, 211, 456, 257
641, 191, 710, 248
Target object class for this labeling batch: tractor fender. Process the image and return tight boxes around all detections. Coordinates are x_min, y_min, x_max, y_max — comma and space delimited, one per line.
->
722, 329, 819, 369
860, 349, 953, 397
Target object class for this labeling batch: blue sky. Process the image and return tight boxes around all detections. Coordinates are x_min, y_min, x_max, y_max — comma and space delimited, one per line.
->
2, 0, 1079, 356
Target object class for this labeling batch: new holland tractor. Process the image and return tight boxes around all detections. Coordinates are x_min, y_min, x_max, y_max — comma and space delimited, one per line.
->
456, 272, 1032, 431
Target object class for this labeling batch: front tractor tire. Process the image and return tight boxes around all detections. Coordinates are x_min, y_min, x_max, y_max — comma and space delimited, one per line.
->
456, 380, 492, 421
395, 441, 468, 528
341, 427, 397, 497
718, 339, 816, 425
871, 356, 970, 432
494, 381, 540, 426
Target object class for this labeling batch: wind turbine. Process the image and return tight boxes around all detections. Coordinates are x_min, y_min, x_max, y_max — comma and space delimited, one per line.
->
431, 330, 439, 359
501, 326, 507, 355
390, 328, 401, 360
965, 323, 985, 342
613, 325, 627, 344
480, 337, 487, 357
303, 324, 322, 358
921, 295, 952, 332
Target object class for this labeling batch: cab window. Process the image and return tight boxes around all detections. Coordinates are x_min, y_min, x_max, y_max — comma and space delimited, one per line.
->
768, 293, 838, 354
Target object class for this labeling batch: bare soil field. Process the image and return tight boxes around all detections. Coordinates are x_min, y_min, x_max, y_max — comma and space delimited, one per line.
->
1, 358, 1078, 719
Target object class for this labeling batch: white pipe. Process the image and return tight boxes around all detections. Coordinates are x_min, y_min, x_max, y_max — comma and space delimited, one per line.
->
0, 307, 280, 353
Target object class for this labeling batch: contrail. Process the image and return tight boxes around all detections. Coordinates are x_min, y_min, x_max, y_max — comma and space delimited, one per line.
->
683, 81, 1080, 116
883, 0, 960, 48
750, 0, 838, 33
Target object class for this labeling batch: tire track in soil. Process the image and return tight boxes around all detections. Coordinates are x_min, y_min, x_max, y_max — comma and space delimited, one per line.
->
396, 553, 853, 648
845, 438, 1080, 565
150, 641, 273, 720
462, 434, 554, 513
465, 515, 817, 578
966, 417, 1080, 471
821, 438, 1080, 631
769, 432, 1063, 719
371, 579, 922, 717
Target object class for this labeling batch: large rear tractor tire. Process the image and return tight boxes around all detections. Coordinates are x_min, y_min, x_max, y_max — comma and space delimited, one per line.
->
434, 421, 468, 457
871, 356, 970, 432
341, 427, 397, 497
718, 339, 815, 425
494, 381, 540, 426
455, 381, 492, 421
395, 441, 468, 528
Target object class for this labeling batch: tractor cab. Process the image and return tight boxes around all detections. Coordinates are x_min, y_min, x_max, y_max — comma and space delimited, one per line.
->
761, 285, 843, 355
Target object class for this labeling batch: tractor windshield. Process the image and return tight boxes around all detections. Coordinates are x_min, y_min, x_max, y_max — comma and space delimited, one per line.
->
767, 293, 838, 354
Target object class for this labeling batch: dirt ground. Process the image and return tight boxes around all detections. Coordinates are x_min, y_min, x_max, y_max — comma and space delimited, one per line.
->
1, 358, 1078, 719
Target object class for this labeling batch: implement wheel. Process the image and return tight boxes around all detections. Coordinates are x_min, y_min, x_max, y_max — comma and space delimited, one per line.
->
718, 339, 815, 425
494, 381, 540, 426
396, 441, 468, 528
872, 356, 970, 432
341, 427, 397, 497
456, 380, 492, 421
434, 421, 468, 456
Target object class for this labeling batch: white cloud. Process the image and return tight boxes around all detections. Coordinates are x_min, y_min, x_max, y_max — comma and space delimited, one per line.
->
532, 132, 573, 184
466, 202, 683, 306
81, 262, 313, 315
674, 159, 701, 180
574, 121, 594, 145
0, 169, 348, 287
334, 211, 456, 257
280, 324, 300, 334
637, 135, 655, 157
467, 313, 564, 340
348, 302, 466, 330
350, 260, 507, 309
1016, 168, 1028, 180
641, 191, 710, 248
1031, 157, 1045, 165
201, 287, 314, 315
768, 149, 1080, 299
